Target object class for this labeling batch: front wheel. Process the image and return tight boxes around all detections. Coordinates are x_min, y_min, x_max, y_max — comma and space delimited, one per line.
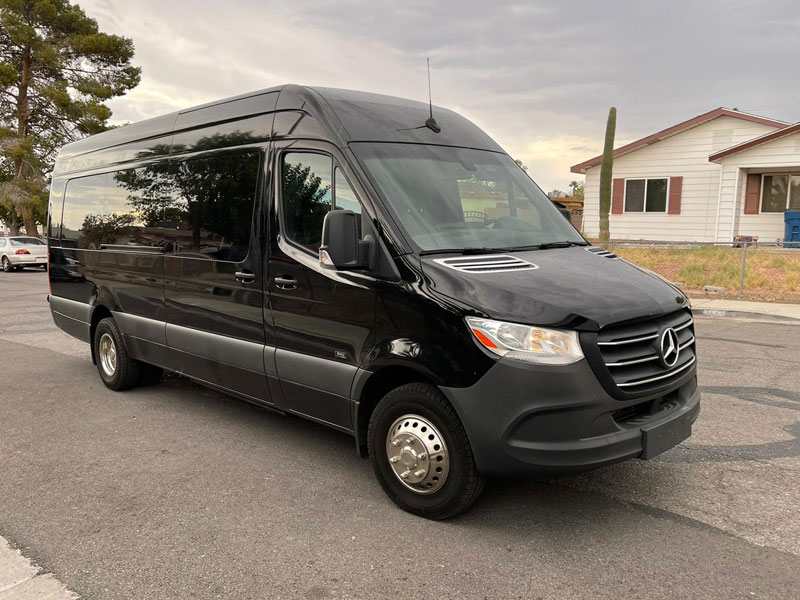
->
368, 383, 485, 520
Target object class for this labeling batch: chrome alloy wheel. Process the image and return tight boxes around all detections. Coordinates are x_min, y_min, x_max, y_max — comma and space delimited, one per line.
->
98, 332, 117, 377
386, 414, 450, 494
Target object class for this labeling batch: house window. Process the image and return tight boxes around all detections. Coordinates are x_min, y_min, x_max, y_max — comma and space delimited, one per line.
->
761, 174, 800, 212
625, 178, 668, 212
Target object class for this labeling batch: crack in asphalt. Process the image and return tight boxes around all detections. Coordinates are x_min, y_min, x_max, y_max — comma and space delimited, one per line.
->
655, 386, 800, 463
700, 385, 800, 409
700, 336, 790, 349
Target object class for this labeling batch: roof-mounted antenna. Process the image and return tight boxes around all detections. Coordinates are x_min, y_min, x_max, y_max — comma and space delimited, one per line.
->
425, 58, 441, 133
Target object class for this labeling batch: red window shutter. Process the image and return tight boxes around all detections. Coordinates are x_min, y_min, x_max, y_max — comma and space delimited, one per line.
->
611, 178, 624, 214
668, 176, 683, 214
744, 174, 761, 214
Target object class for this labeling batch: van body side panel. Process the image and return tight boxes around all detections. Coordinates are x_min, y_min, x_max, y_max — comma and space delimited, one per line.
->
367, 255, 496, 387
51, 248, 167, 352
267, 140, 378, 430
163, 145, 271, 403
50, 165, 169, 353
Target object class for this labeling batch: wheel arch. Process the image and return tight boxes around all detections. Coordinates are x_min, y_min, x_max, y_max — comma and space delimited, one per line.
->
351, 364, 439, 458
89, 304, 114, 365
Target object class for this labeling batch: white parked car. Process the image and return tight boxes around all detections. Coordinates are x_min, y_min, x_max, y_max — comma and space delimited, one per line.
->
0, 236, 47, 272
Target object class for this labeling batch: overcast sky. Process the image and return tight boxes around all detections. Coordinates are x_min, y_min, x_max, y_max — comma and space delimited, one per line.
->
81, 0, 799, 192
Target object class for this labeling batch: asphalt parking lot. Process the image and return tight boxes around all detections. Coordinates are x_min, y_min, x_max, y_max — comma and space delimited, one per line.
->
1, 269, 799, 599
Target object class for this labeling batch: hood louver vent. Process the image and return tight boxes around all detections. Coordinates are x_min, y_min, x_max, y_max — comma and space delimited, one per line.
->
433, 255, 539, 274
586, 246, 619, 260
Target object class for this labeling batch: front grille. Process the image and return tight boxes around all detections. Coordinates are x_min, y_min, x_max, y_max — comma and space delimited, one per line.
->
595, 309, 696, 395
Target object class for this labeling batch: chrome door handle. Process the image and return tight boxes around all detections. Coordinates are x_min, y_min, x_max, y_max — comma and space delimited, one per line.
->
235, 270, 255, 283
274, 275, 297, 290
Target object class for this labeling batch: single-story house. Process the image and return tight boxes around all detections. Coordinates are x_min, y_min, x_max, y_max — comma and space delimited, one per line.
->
571, 108, 800, 242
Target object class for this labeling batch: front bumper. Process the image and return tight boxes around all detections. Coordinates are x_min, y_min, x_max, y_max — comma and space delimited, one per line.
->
440, 357, 699, 477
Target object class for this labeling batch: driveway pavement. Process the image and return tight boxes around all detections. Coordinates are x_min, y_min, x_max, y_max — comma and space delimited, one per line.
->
1, 270, 799, 599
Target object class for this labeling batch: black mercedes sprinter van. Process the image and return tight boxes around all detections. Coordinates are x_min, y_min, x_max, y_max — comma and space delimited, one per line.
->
47, 85, 699, 519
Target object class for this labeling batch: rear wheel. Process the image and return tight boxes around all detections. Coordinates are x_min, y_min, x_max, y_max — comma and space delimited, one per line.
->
368, 383, 485, 520
2, 256, 12, 272
94, 318, 140, 391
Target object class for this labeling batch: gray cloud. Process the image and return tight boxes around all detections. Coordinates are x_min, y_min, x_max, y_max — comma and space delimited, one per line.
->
81, 0, 799, 191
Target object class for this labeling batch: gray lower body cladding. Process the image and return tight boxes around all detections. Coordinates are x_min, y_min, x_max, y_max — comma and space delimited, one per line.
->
440, 357, 700, 477
49, 296, 91, 342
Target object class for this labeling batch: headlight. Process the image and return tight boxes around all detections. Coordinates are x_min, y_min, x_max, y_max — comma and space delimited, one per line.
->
466, 317, 584, 365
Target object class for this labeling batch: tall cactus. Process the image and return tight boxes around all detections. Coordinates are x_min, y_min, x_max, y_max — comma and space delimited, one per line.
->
598, 107, 617, 241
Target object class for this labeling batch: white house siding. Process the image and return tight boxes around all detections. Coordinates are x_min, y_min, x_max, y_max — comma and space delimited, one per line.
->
716, 130, 800, 242
582, 116, 779, 241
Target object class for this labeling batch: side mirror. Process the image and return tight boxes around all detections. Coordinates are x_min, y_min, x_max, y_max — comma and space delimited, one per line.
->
557, 206, 572, 223
319, 210, 370, 270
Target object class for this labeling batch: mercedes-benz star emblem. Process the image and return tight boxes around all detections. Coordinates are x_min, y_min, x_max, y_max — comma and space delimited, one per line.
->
659, 327, 680, 368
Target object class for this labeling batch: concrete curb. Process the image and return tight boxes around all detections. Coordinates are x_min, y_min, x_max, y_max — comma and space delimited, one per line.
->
0, 536, 78, 599
694, 308, 800, 323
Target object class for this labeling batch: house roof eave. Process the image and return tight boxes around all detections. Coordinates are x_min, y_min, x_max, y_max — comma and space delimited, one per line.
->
570, 108, 790, 174
708, 122, 800, 163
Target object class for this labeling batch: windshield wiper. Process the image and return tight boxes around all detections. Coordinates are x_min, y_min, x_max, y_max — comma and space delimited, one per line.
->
419, 247, 512, 256
419, 241, 588, 256
533, 241, 589, 250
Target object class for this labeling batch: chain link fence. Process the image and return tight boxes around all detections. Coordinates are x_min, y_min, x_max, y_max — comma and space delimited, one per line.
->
593, 241, 800, 303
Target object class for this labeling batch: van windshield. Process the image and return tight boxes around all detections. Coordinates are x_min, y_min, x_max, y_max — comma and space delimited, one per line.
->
351, 143, 584, 253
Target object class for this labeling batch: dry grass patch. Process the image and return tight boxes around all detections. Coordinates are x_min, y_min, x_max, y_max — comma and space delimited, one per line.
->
608, 245, 800, 296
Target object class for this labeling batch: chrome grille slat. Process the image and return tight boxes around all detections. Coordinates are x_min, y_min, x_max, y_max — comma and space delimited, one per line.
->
617, 356, 696, 388
597, 333, 658, 346
605, 353, 659, 367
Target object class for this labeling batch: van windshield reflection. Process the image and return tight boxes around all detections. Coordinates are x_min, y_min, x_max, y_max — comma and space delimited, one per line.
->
352, 143, 584, 253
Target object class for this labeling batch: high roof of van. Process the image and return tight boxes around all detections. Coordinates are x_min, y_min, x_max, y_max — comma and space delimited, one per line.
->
55, 84, 503, 171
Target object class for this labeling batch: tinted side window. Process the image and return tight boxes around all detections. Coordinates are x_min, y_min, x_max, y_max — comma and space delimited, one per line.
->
163, 152, 260, 262
47, 178, 66, 245
62, 166, 172, 249
61, 174, 108, 248
108, 164, 170, 247
282, 152, 332, 251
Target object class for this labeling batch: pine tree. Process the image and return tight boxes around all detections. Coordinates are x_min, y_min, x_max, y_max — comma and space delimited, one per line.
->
598, 107, 616, 241
0, 0, 140, 236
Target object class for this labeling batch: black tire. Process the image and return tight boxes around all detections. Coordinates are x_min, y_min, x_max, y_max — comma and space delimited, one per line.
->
2, 256, 12, 272
137, 363, 163, 386
93, 317, 140, 391
368, 383, 485, 520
